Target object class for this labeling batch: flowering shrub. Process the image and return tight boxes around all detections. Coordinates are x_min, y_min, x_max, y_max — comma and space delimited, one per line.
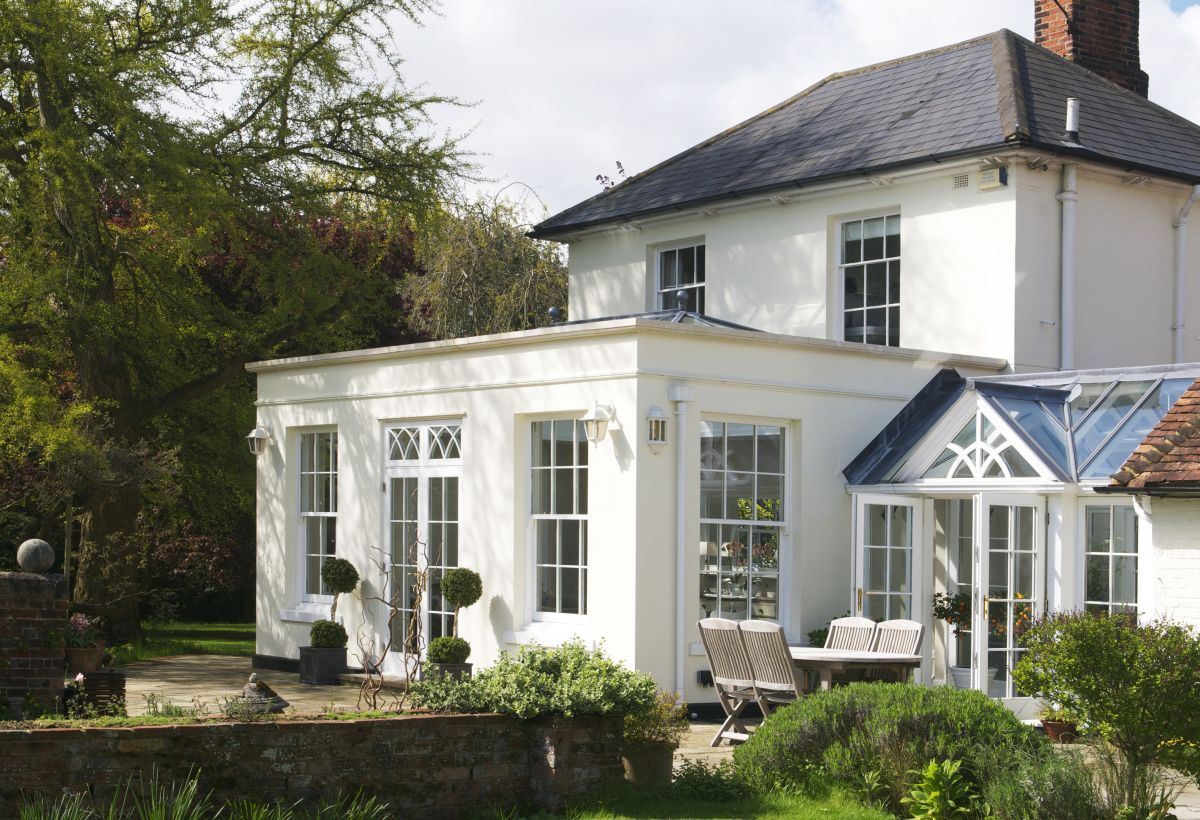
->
931, 592, 971, 636
623, 689, 690, 746
65, 613, 97, 648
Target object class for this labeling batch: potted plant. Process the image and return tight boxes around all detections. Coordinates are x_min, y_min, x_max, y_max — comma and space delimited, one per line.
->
300, 619, 348, 685
64, 613, 103, 675
298, 558, 359, 684
932, 592, 975, 687
621, 689, 690, 787
428, 567, 482, 677
1040, 704, 1080, 744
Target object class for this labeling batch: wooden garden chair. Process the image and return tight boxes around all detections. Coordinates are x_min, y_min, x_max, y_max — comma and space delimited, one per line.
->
824, 616, 878, 650
738, 619, 804, 717
866, 619, 925, 682
698, 618, 757, 746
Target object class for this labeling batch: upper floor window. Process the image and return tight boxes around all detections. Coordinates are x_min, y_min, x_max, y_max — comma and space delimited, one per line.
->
841, 215, 900, 346
531, 419, 589, 616
657, 243, 705, 313
299, 431, 337, 598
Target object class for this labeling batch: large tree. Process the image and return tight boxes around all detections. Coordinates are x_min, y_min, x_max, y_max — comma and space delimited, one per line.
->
0, 0, 462, 634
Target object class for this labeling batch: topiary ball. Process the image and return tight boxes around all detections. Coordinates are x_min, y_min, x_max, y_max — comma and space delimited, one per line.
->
321, 558, 360, 595
427, 635, 471, 664
309, 619, 348, 649
440, 568, 482, 610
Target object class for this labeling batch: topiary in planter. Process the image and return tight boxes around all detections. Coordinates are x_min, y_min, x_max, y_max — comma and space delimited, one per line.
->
440, 567, 482, 641
320, 557, 360, 620
309, 619, 348, 649
428, 636, 471, 664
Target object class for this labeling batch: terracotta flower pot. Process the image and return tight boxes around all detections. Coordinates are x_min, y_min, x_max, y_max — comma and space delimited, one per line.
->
64, 646, 104, 675
1042, 719, 1079, 743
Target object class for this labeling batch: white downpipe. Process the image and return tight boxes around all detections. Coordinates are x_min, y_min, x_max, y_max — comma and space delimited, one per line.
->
1173, 185, 1200, 362
668, 383, 694, 695
1058, 163, 1078, 369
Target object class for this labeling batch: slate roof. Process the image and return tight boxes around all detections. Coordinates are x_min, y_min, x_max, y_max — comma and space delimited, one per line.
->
1109, 378, 1200, 492
532, 29, 1200, 238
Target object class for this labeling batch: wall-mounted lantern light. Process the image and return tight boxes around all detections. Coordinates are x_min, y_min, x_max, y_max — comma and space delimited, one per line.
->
647, 405, 668, 454
246, 425, 273, 457
580, 403, 613, 446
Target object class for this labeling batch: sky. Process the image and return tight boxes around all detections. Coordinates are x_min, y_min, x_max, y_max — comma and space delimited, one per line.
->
388, 0, 1200, 220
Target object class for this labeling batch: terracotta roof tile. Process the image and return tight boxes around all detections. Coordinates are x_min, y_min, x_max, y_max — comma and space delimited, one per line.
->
1110, 378, 1200, 489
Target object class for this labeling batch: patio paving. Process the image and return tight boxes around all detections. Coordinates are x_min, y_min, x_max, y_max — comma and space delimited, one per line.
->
119, 656, 1200, 816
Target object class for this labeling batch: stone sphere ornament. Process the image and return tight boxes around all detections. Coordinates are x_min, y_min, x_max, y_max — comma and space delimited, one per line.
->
17, 538, 55, 573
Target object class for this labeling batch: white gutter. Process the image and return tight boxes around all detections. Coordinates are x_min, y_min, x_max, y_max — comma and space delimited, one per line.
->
1058, 162, 1078, 370
668, 383, 694, 695
1173, 185, 1200, 362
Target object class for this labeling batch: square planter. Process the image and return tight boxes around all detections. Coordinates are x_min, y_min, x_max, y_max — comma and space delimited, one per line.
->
427, 661, 473, 680
298, 646, 346, 685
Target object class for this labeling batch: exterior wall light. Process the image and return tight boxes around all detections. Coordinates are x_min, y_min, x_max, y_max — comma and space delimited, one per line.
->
246, 425, 273, 457
646, 405, 668, 454
580, 403, 613, 446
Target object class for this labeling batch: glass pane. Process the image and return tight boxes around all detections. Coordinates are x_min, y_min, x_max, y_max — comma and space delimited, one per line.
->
987, 600, 1007, 648
844, 265, 865, 309
659, 249, 677, 290
890, 505, 910, 548
560, 568, 581, 614
532, 469, 552, 515
885, 216, 900, 257
700, 422, 724, 469
1082, 379, 1191, 480
679, 246, 696, 286
995, 397, 1069, 473
700, 470, 723, 518
863, 217, 885, 260
444, 523, 458, 566
726, 473, 753, 519
752, 528, 780, 570
316, 433, 331, 471
1113, 556, 1136, 605
890, 549, 911, 593
756, 474, 783, 521
537, 520, 557, 565
307, 553, 322, 596
989, 550, 1008, 598
561, 520, 581, 565
315, 475, 331, 512
1086, 506, 1111, 552
865, 308, 887, 345
844, 310, 865, 343
867, 504, 888, 547
1113, 506, 1136, 553
300, 474, 315, 513
864, 593, 887, 621
866, 262, 888, 307
894, 593, 911, 620
700, 525, 720, 571
537, 566, 557, 612
843, 221, 862, 264
887, 306, 899, 347
1086, 555, 1109, 603
696, 245, 706, 282
989, 505, 1009, 546
1015, 552, 1033, 598
301, 435, 314, 472
756, 426, 783, 474
1016, 506, 1034, 551
1069, 382, 1111, 427
576, 421, 588, 466
532, 421, 552, 468
553, 420, 575, 466
553, 468, 574, 514
1000, 447, 1038, 478
726, 424, 755, 471
983, 459, 1003, 478
577, 468, 588, 515
1074, 380, 1155, 466
866, 547, 888, 591
888, 260, 901, 303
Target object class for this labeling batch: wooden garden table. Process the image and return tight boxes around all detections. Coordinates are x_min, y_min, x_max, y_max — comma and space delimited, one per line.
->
788, 646, 921, 692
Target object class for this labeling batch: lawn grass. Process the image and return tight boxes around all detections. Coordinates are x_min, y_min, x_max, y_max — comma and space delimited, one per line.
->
565, 784, 890, 819
115, 621, 255, 665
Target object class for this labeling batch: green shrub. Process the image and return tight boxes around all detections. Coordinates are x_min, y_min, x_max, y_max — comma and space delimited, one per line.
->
623, 689, 690, 746
427, 635, 471, 664
900, 759, 983, 819
733, 682, 1045, 815
980, 745, 1101, 820
441, 567, 482, 610
309, 619, 348, 649
321, 558, 360, 595
410, 640, 656, 719
670, 758, 752, 802
1012, 612, 1200, 812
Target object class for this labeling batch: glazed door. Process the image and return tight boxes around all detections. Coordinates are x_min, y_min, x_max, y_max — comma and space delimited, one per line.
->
971, 494, 1044, 698
854, 495, 924, 622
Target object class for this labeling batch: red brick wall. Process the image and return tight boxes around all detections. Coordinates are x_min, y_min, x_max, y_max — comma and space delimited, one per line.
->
1034, 0, 1149, 96
0, 714, 622, 817
0, 573, 67, 717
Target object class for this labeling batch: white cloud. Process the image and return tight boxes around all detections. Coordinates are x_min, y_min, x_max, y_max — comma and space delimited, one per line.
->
390, 0, 1200, 218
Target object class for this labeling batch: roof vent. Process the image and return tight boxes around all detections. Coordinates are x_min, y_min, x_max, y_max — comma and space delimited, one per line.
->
1063, 97, 1081, 144
953, 173, 969, 189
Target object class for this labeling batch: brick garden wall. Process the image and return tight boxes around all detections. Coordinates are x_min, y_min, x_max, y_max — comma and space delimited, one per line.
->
0, 713, 622, 817
0, 573, 67, 717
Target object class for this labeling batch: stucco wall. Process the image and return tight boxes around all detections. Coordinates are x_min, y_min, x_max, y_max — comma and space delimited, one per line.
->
566, 167, 1017, 363
252, 321, 1004, 704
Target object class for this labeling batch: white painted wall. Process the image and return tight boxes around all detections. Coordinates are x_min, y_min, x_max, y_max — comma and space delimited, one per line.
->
1135, 496, 1200, 629
252, 320, 1005, 703
567, 167, 1017, 363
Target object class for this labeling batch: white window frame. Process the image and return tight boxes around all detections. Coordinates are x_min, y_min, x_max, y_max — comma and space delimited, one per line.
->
527, 416, 589, 624
298, 428, 338, 605
838, 213, 900, 346
1079, 500, 1138, 615
698, 417, 791, 625
654, 239, 706, 313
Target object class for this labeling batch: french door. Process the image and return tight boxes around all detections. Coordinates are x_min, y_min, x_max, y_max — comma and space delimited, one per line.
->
971, 494, 1044, 698
854, 495, 923, 623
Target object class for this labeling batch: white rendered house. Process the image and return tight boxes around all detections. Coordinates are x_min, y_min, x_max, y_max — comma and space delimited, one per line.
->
250, 0, 1200, 707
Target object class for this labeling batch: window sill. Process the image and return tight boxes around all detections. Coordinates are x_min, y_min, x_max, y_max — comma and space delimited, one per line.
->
278, 604, 331, 624
504, 620, 596, 649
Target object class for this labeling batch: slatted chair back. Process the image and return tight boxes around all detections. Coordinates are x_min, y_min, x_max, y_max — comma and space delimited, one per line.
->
699, 618, 754, 689
825, 616, 877, 651
738, 620, 802, 695
873, 619, 925, 655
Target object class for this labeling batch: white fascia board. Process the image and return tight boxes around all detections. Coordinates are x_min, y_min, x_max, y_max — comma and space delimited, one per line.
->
247, 318, 1008, 375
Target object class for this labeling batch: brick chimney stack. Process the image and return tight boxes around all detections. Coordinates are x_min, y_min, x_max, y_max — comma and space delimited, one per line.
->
1034, 0, 1149, 96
